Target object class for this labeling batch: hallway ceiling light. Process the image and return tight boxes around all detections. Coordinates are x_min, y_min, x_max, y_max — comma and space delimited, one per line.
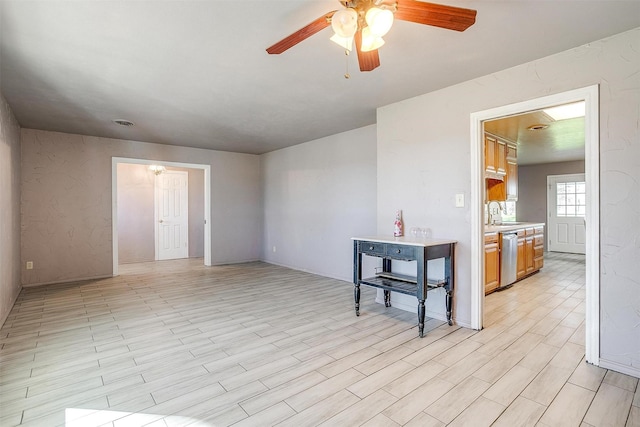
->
149, 165, 166, 175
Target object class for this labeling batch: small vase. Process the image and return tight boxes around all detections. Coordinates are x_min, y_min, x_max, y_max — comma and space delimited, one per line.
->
394, 210, 403, 237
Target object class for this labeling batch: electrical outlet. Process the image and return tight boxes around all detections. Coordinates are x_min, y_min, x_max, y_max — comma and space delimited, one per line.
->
455, 193, 465, 208
26, 261, 33, 270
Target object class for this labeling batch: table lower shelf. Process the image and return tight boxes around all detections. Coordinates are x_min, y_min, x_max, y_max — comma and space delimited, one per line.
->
359, 275, 448, 297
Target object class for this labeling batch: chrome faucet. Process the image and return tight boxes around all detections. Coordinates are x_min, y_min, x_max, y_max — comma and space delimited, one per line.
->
488, 201, 503, 225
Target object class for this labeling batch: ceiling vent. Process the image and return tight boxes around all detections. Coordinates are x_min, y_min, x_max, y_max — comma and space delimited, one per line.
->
112, 119, 134, 127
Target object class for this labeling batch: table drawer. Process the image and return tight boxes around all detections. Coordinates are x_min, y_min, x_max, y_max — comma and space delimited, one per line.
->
360, 241, 385, 256
386, 244, 416, 260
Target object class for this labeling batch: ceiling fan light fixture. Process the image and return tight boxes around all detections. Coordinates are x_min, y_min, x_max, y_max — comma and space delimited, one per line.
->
365, 7, 394, 36
330, 33, 354, 51
360, 26, 385, 52
331, 8, 358, 38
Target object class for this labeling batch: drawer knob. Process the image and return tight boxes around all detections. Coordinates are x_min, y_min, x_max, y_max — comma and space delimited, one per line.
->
369, 246, 374, 250
396, 249, 401, 253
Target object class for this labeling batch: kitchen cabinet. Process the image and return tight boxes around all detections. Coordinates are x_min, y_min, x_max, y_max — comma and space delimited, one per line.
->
484, 135, 507, 178
485, 224, 545, 291
525, 234, 535, 274
534, 226, 544, 270
486, 134, 517, 201
523, 226, 545, 275
505, 143, 518, 201
484, 232, 500, 294
517, 230, 526, 279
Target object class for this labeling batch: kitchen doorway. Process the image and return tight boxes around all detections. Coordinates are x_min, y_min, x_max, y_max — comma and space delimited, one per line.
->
470, 85, 600, 365
111, 157, 212, 276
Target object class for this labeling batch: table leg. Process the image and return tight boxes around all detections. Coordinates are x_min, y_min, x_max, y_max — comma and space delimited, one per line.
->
384, 290, 391, 307
446, 289, 453, 326
418, 299, 425, 337
354, 284, 360, 316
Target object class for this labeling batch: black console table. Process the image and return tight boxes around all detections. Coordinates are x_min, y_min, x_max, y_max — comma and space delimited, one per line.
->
352, 236, 456, 337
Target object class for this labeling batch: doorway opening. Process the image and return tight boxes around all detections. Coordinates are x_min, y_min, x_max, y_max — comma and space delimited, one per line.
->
470, 85, 600, 365
111, 157, 212, 276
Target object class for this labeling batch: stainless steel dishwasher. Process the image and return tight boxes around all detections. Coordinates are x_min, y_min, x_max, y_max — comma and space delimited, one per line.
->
499, 232, 518, 289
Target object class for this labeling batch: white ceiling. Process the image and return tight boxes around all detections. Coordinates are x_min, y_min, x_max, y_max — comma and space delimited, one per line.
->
1, 1, 639, 155
485, 109, 586, 166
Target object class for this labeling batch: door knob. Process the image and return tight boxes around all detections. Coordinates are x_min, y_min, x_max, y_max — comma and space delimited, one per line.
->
159, 220, 163, 223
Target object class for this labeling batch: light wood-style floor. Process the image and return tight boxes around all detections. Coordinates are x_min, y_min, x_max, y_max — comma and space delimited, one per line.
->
1, 253, 638, 426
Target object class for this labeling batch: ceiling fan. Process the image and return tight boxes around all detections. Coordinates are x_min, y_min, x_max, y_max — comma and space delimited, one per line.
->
266, 0, 477, 72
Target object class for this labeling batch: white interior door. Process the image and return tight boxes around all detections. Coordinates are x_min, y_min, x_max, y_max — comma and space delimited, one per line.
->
548, 173, 586, 254
156, 171, 189, 260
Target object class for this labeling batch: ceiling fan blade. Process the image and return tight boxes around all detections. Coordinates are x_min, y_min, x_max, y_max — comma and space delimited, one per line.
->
266, 11, 336, 54
394, 0, 477, 32
354, 30, 380, 72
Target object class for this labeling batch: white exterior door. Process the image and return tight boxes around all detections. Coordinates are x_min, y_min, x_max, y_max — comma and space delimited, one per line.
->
156, 171, 189, 260
547, 174, 586, 254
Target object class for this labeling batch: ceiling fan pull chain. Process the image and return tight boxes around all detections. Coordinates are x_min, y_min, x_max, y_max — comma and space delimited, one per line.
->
344, 49, 351, 79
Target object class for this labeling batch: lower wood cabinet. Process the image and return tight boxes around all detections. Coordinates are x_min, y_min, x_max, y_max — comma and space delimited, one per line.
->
484, 232, 500, 294
487, 225, 545, 294
534, 226, 544, 270
521, 226, 544, 278
525, 229, 535, 274
517, 232, 526, 279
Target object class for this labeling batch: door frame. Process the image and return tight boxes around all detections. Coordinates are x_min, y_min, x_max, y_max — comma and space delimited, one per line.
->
112, 157, 212, 275
547, 173, 587, 254
469, 85, 600, 365
155, 170, 189, 261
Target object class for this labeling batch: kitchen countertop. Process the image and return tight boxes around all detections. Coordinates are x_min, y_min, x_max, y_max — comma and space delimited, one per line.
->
485, 222, 545, 233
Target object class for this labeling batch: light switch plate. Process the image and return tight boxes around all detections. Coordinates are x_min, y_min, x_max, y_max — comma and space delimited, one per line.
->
455, 193, 465, 208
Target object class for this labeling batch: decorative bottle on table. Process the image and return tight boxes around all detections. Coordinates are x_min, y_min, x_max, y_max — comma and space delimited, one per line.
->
394, 210, 404, 237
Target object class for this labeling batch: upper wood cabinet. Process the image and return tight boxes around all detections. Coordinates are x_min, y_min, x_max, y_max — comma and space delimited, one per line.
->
485, 133, 518, 201
506, 143, 518, 201
496, 139, 507, 176
484, 135, 506, 178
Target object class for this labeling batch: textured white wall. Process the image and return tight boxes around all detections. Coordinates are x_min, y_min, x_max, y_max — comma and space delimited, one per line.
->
21, 129, 261, 286
377, 28, 639, 372
262, 125, 377, 281
0, 95, 21, 327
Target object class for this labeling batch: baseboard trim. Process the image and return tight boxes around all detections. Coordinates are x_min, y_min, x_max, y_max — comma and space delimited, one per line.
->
0, 288, 21, 328
22, 274, 113, 287
598, 359, 640, 379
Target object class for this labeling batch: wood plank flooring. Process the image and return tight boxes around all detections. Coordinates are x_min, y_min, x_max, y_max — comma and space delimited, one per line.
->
1, 253, 638, 426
